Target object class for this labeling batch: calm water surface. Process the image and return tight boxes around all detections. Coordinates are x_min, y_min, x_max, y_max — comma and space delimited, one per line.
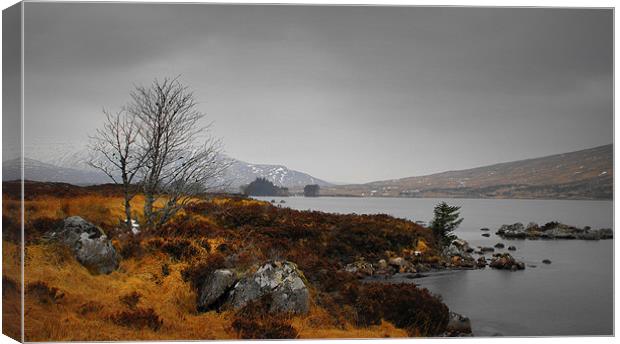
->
255, 196, 613, 337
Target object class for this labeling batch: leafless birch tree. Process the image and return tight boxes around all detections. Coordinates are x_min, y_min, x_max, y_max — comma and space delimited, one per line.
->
128, 77, 231, 228
87, 109, 146, 228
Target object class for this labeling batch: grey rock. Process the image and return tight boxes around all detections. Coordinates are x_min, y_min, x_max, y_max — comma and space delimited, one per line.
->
50, 216, 119, 274
198, 269, 237, 311
481, 233, 490, 237
542, 259, 552, 264
494, 243, 505, 249
507, 246, 517, 251
228, 261, 309, 314
446, 311, 472, 335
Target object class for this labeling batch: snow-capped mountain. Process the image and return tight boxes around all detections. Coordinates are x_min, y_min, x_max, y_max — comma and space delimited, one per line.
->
225, 160, 332, 190
5, 142, 332, 190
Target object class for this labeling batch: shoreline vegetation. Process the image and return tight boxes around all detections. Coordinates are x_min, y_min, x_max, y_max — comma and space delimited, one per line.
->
3, 181, 463, 340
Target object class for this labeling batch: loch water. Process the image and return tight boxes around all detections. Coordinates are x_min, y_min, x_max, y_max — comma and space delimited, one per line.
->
255, 196, 613, 336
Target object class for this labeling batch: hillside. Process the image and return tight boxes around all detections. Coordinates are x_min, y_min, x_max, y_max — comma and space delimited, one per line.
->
323, 144, 613, 200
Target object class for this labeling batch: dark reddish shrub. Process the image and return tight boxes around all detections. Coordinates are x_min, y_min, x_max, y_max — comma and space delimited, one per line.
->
25, 217, 63, 243
231, 295, 298, 339
109, 308, 163, 331
119, 235, 144, 259
79, 301, 104, 315
26, 281, 64, 305
160, 239, 200, 261
119, 291, 141, 309
353, 283, 449, 336
2, 215, 20, 243
2, 275, 19, 296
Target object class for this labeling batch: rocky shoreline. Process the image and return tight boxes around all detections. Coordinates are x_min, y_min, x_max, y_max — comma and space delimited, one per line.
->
496, 222, 613, 240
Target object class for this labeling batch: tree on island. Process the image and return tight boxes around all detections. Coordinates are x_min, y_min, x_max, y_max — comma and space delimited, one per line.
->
88, 77, 231, 229
304, 184, 320, 197
429, 202, 464, 247
242, 178, 289, 197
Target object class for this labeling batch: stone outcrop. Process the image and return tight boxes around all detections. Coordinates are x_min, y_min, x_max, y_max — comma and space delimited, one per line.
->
197, 269, 237, 311
227, 261, 310, 314
48, 216, 120, 274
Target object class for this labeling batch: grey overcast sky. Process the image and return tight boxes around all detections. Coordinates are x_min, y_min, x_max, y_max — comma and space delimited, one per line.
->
23, 4, 612, 183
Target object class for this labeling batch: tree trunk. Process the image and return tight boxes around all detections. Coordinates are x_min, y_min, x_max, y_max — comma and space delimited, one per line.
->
143, 192, 154, 227
124, 197, 133, 228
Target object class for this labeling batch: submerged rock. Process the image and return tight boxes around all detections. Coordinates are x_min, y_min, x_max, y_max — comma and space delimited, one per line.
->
228, 261, 309, 314
507, 246, 517, 251
542, 259, 552, 264
481, 233, 490, 237
494, 243, 505, 249
49, 216, 120, 274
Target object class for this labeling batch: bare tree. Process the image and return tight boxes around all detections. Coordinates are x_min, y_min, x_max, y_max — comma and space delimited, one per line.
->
87, 109, 147, 228
128, 77, 231, 228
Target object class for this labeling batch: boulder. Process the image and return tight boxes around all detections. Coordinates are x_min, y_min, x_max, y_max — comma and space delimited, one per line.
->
228, 261, 309, 314
507, 246, 516, 251
344, 259, 375, 278
197, 269, 237, 311
542, 259, 552, 264
388, 257, 406, 267
49, 216, 119, 274
445, 312, 472, 336
489, 253, 525, 271
494, 243, 505, 249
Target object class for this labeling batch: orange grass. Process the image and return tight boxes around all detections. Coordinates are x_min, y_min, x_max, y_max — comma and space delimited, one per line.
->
3, 192, 410, 341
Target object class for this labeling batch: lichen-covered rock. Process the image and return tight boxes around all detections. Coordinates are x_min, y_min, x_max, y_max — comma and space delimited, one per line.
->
54, 216, 107, 248
49, 216, 120, 274
197, 269, 237, 311
228, 261, 309, 314
74, 232, 120, 274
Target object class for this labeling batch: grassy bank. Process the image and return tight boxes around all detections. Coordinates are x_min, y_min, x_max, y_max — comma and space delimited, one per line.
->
3, 181, 450, 341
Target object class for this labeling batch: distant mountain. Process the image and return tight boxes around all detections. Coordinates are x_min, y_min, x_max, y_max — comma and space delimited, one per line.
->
323, 144, 613, 200
3, 146, 332, 190
2, 158, 110, 185
225, 159, 331, 190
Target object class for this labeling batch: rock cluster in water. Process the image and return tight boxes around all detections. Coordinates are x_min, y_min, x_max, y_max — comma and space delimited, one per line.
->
489, 253, 525, 271
496, 222, 612, 240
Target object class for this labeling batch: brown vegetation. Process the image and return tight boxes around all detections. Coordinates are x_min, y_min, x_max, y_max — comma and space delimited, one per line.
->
3, 181, 450, 341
